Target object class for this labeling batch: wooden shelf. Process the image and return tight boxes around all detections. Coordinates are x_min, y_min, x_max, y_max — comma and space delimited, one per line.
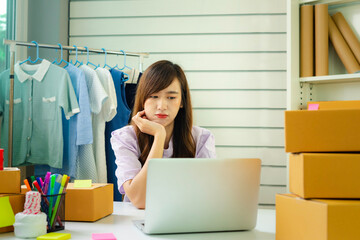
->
299, 0, 358, 6
300, 73, 360, 84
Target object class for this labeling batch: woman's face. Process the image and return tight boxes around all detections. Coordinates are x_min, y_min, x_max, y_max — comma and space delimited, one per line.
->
144, 78, 183, 129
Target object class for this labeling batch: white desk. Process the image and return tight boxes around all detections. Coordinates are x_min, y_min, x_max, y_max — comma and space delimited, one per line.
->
0, 202, 276, 240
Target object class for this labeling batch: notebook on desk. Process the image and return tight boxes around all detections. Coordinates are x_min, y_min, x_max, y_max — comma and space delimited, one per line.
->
133, 158, 261, 234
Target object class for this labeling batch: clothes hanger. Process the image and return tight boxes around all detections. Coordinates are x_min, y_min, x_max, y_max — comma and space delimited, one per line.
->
119, 50, 130, 82
54, 43, 70, 67
112, 62, 122, 71
110, 50, 130, 81
20, 41, 43, 65
120, 50, 132, 71
102, 48, 112, 69
82, 46, 98, 69
52, 46, 61, 65
112, 50, 123, 70
78, 47, 85, 66
78, 47, 85, 67
70, 45, 81, 67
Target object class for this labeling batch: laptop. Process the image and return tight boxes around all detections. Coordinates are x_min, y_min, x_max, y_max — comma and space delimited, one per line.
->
134, 158, 261, 234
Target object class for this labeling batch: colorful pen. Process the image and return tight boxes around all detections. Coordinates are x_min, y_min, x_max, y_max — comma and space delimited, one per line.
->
36, 177, 43, 188
26, 177, 33, 190
50, 174, 68, 227
65, 176, 70, 190
43, 172, 51, 193
33, 180, 63, 227
50, 175, 70, 229
24, 179, 31, 191
48, 174, 56, 196
30, 176, 36, 187
48, 174, 56, 223
53, 174, 63, 196
33, 181, 43, 195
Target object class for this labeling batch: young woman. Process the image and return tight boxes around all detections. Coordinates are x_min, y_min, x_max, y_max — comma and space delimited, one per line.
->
110, 60, 216, 209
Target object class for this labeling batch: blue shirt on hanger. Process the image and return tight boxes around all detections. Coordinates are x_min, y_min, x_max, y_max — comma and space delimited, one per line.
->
35, 64, 93, 178
106, 68, 131, 201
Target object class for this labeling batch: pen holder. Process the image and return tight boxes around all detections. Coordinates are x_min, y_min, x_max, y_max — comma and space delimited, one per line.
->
41, 193, 66, 232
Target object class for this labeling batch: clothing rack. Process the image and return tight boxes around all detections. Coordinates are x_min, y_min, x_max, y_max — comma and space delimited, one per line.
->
3, 39, 149, 167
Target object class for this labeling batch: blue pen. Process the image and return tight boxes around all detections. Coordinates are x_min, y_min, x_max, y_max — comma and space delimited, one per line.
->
36, 177, 42, 189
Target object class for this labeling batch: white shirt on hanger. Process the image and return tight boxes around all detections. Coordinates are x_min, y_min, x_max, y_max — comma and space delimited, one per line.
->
93, 67, 117, 183
76, 64, 108, 182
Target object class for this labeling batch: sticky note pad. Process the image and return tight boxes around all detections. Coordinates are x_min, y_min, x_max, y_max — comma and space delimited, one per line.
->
0, 196, 15, 228
308, 103, 319, 110
92, 233, 117, 240
37, 232, 71, 240
73, 179, 92, 188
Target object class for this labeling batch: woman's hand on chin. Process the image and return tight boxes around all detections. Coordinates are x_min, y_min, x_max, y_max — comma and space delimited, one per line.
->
132, 110, 166, 137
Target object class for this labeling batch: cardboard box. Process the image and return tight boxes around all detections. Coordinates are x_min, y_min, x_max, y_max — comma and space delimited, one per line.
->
20, 185, 28, 194
0, 168, 20, 194
65, 183, 113, 222
0, 194, 25, 233
285, 109, 360, 152
290, 153, 360, 199
22, 184, 113, 222
276, 194, 360, 240
308, 100, 360, 110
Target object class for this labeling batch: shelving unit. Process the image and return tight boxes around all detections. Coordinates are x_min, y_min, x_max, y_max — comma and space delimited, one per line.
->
300, 73, 360, 84
287, 0, 360, 110
299, 0, 358, 5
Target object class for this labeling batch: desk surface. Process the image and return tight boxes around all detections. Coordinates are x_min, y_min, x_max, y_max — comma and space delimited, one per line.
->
0, 202, 276, 240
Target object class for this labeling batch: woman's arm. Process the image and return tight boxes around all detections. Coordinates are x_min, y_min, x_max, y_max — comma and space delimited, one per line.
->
123, 111, 166, 209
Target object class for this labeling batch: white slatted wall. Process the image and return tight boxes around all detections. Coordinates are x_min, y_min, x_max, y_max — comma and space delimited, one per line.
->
69, 0, 287, 205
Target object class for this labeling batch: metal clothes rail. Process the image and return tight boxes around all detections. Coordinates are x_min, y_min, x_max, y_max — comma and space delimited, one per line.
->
3, 39, 149, 167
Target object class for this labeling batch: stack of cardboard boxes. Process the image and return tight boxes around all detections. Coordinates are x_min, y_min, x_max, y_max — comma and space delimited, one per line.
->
0, 168, 24, 233
277, 100, 360, 240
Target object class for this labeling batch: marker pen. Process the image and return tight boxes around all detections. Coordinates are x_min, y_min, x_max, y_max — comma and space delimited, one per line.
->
0, 149, 3, 170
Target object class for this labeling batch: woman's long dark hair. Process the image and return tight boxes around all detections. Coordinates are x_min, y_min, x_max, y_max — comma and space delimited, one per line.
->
131, 60, 195, 165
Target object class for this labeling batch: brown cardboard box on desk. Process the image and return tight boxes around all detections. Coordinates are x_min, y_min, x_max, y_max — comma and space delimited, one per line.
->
65, 183, 113, 222
21, 183, 114, 221
0, 168, 21, 194
276, 194, 360, 240
289, 153, 360, 199
308, 100, 360, 110
0, 194, 25, 233
285, 109, 360, 152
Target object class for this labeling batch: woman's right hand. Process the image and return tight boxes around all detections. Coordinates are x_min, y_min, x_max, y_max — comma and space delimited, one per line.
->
132, 110, 166, 137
